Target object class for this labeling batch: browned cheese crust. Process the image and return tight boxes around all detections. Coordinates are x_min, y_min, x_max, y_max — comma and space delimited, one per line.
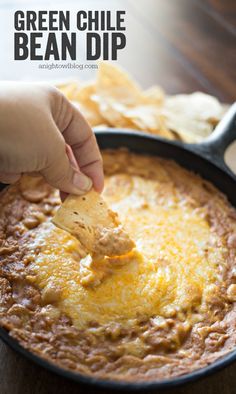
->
1, 149, 236, 382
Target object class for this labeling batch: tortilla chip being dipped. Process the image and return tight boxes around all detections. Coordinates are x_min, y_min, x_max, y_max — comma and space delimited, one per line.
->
52, 189, 135, 261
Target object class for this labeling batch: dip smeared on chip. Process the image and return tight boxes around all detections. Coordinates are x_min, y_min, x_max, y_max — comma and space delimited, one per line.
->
52, 190, 135, 286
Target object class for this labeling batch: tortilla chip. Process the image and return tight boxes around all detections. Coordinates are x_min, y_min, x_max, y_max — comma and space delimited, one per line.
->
163, 110, 214, 143
56, 63, 226, 142
92, 98, 136, 129
52, 190, 135, 259
72, 100, 105, 127
123, 105, 174, 138
96, 62, 144, 105
163, 92, 226, 142
165, 92, 225, 123
143, 86, 165, 105
58, 82, 80, 101
72, 82, 105, 126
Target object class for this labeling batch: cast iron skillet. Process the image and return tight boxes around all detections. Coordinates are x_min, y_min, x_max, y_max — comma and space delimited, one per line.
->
0, 103, 236, 391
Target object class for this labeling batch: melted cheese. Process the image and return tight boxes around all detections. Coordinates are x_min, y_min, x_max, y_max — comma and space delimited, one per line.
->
30, 173, 223, 328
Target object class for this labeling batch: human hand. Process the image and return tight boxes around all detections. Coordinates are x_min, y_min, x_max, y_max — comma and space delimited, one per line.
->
0, 82, 104, 198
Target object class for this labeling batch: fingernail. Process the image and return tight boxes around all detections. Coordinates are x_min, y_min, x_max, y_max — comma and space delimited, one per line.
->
73, 172, 92, 192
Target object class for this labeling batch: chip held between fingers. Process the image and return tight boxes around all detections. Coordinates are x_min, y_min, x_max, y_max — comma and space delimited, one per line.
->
52, 189, 135, 262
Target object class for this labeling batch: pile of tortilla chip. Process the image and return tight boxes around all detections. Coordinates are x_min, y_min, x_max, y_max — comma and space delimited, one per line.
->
58, 62, 228, 143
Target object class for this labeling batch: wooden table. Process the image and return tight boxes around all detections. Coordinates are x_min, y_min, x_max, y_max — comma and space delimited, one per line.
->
0, 1, 236, 393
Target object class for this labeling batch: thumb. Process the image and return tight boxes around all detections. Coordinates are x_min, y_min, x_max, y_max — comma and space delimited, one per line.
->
40, 145, 92, 195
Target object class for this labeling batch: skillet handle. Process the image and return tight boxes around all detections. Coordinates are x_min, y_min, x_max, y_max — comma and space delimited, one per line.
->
189, 102, 236, 175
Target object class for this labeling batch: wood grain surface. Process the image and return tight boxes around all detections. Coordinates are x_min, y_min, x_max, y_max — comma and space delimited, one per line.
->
1, 1, 236, 393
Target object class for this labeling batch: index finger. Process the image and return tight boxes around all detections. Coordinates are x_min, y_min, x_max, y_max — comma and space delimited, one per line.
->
61, 100, 104, 192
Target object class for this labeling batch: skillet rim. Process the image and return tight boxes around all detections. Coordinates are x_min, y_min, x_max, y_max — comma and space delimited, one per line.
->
1, 324, 236, 392
1, 129, 236, 391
